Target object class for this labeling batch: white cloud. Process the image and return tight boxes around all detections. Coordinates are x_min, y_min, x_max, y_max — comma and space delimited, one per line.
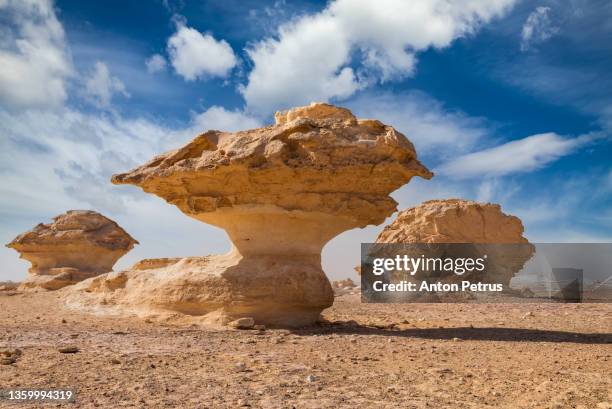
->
191, 106, 262, 132
503, 170, 611, 230
242, 0, 517, 114
436, 132, 594, 179
246, 0, 293, 37
242, 12, 359, 115
0, 104, 259, 218
475, 178, 521, 203
83, 61, 130, 108
0, 0, 72, 109
347, 91, 491, 159
167, 22, 237, 80
476, 179, 498, 203
606, 168, 612, 192
145, 53, 167, 73
520, 6, 560, 51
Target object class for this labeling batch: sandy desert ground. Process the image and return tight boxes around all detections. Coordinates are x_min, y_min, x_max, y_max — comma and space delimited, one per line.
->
0, 289, 610, 409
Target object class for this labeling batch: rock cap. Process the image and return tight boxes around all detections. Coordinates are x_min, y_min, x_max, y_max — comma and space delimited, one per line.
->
111, 102, 433, 229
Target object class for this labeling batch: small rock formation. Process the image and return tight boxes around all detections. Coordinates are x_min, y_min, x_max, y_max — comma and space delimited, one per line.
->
229, 317, 255, 330
0, 281, 19, 291
332, 278, 357, 289
1, 348, 22, 365
6, 210, 138, 291
332, 278, 359, 297
374, 199, 534, 286
66, 102, 432, 327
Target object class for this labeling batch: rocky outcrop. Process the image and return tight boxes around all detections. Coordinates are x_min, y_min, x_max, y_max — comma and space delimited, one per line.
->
332, 278, 358, 296
6, 210, 138, 290
0, 281, 19, 292
377, 199, 529, 244
66, 102, 432, 327
374, 199, 534, 286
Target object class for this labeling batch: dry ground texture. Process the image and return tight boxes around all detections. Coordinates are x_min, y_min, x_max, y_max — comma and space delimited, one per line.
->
0, 290, 610, 409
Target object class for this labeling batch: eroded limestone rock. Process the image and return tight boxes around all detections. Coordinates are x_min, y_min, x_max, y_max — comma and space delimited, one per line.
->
6, 210, 137, 290
66, 102, 432, 326
375, 199, 534, 286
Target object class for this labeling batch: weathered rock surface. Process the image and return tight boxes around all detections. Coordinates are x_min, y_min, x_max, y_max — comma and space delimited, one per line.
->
377, 199, 529, 244
229, 317, 255, 329
66, 103, 431, 327
6, 210, 138, 291
375, 199, 534, 286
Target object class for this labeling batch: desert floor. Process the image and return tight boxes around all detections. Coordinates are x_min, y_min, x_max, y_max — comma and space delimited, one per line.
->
0, 290, 610, 409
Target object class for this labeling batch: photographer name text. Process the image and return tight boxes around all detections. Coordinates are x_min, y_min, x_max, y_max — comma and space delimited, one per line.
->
372, 280, 503, 292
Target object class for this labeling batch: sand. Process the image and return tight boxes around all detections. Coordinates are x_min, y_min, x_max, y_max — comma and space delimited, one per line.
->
0, 290, 610, 408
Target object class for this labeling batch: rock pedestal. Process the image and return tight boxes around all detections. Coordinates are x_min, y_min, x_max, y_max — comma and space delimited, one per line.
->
6, 210, 138, 290
66, 103, 432, 326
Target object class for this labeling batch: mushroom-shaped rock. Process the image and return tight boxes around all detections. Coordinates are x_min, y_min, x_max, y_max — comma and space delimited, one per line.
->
6, 210, 138, 291
375, 199, 534, 286
66, 103, 432, 326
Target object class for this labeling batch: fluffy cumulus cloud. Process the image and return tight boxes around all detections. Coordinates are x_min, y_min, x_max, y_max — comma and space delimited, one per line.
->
145, 53, 167, 73
520, 6, 560, 51
0, 0, 73, 109
242, 0, 517, 114
83, 61, 129, 108
167, 22, 237, 80
436, 132, 595, 179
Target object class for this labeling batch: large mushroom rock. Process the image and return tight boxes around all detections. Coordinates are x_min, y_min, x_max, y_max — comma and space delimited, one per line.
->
66, 102, 432, 327
374, 199, 534, 287
6, 210, 138, 291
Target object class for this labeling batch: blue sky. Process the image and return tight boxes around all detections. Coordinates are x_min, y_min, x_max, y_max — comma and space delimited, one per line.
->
0, 0, 611, 281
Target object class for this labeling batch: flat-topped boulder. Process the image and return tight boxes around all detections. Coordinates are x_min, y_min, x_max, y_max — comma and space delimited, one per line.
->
66, 103, 432, 326
7, 210, 138, 291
